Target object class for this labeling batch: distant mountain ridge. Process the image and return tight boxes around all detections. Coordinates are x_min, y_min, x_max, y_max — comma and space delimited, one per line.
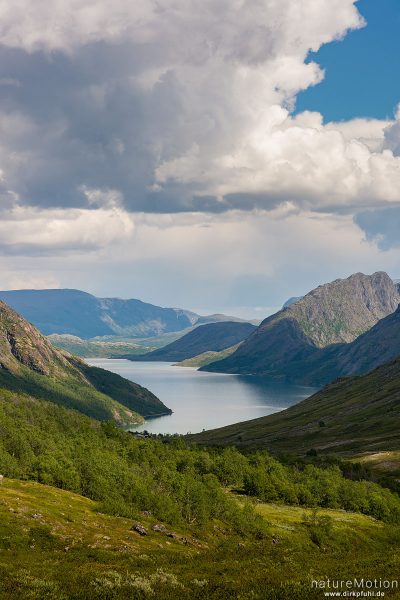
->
0, 289, 247, 340
203, 272, 400, 378
0, 299, 170, 423
124, 321, 257, 362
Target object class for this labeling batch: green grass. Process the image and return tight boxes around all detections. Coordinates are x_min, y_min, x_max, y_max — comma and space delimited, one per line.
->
1, 478, 400, 600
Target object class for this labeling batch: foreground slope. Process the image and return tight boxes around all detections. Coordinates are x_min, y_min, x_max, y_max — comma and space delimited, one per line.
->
191, 357, 400, 456
127, 321, 256, 362
203, 272, 400, 377
2, 477, 396, 600
2, 390, 400, 599
0, 300, 169, 423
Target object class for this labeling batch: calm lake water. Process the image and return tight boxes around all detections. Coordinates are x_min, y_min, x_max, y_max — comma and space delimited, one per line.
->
86, 359, 317, 435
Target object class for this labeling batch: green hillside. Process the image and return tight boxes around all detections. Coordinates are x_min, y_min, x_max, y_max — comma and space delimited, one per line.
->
2, 477, 400, 600
2, 387, 400, 598
175, 343, 240, 367
0, 300, 169, 424
191, 357, 400, 459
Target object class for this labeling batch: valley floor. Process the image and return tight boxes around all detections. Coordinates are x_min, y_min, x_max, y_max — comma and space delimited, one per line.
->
1, 478, 400, 599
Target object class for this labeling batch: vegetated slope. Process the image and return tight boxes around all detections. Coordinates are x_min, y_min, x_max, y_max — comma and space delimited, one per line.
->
203, 272, 400, 376
175, 343, 241, 367
1, 478, 398, 600
0, 288, 249, 340
2, 390, 400, 599
190, 357, 400, 457
0, 300, 169, 423
127, 321, 256, 362
1, 389, 400, 526
0, 481, 387, 600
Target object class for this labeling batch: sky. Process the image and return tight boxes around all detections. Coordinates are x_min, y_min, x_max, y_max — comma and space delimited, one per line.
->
0, 0, 399, 319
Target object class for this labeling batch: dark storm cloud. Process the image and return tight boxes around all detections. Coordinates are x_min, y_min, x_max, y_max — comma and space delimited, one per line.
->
0, 42, 192, 210
0, 36, 298, 217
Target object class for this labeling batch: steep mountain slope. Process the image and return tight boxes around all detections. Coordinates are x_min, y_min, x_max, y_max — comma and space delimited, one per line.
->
190, 357, 400, 456
334, 305, 400, 375
0, 300, 170, 423
203, 272, 400, 377
127, 321, 256, 362
291, 304, 400, 385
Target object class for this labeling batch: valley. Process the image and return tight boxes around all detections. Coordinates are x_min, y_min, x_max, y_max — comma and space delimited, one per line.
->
0, 271, 400, 599
2, 3, 400, 597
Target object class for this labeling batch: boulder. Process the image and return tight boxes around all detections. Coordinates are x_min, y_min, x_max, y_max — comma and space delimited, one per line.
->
131, 522, 148, 536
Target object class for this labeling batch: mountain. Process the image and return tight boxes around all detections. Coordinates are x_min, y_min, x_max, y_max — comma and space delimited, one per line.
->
0, 300, 170, 424
0, 289, 198, 339
126, 321, 257, 362
289, 304, 400, 385
203, 272, 400, 377
126, 321, 256, 362
0, 289, 247, 340
190, 356, 400, 456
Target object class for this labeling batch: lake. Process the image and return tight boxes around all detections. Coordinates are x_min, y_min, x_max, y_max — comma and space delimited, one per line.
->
86, 359, 317, 435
